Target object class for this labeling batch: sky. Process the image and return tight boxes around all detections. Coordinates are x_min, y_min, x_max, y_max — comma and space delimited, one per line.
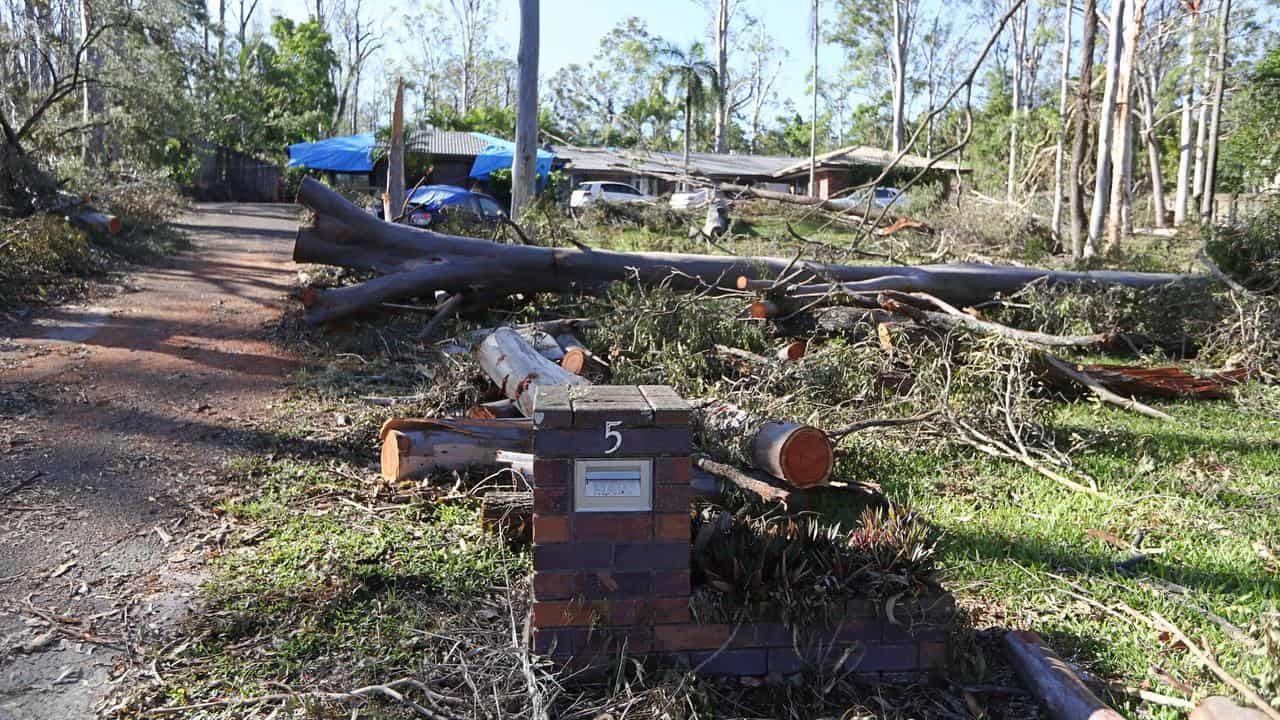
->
244, 0, 853, 115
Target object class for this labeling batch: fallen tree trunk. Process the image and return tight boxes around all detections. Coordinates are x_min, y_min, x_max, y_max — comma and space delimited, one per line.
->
475, 327, 588, 417
292, 177, 1204, 324
693, 401, 834, 488
481, 490, 533, 543
1003, 630, 1125, 720
65, 206, 122, 235
695, 455, 794, 505
379, 417, 533, 481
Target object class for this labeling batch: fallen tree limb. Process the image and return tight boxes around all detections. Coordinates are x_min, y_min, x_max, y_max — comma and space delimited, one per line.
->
878, 294, 1110, 348
829, 413, 937, 439
292, 177, 1203, 324
1041, 355, 1174, 421
1003, 630, 1125, 720
694, 455, 794, 506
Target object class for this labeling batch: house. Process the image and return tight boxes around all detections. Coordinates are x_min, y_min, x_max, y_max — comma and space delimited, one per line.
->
771, 145, 971, 199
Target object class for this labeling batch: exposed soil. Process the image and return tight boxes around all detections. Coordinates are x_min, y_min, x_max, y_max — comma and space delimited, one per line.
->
0, 203, 300, 719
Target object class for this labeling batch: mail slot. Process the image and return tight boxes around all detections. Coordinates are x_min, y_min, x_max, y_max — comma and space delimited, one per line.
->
575, 458, 652, 511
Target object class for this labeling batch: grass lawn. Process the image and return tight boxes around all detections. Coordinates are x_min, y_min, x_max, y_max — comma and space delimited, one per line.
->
111, 203, 1279, 719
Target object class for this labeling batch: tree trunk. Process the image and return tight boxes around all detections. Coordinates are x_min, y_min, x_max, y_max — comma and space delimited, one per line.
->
554, 333, 589, 374
1199, 0, 1230, 222
510, 0, 539, 224
481, 491, 534, 543
891, 0, 909, 154
693, 401, 834, 488
683, 84, 692, 171
1004, 631, 1126, 720
713, 0, 729, 154
1173, 7, 1197, 225
1007, 0, 1027, 202
1191, 26, 1212, 202
79, 0, 105, 166
809, 0, 819, 195
291, 177, 1203, 323
379, 417, 534, 481
1105, 0, 1146, 252
1051, 0, 1073, 239
385, 77, 406, 220
475, 328, 588, 417
1068, 0, 1098, 260
1137, 71, 1167, 228
1087, 0, 1126, 254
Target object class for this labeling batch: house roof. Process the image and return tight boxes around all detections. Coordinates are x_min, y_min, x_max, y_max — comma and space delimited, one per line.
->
373, 129, 492, 158
554, 146, 796, 180
771, 144, 970, 177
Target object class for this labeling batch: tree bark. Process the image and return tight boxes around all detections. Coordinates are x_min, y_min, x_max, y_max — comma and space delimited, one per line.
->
712, 0, 730, 154
292, 177, 1202, 324
379, 417, 534, 481
1105, 0, 1147, 252
1051, 0, 1073, 239
1068, 0, 1098, 260
1087, 0, 1126, 255
385, 77, 406, 220
1173, 6, 1197, 225
891, 0, 911, 154
1136, 70, 1167, 228
475, 328, 588, 417
79, 0, 105, 167
693, 401, 833, 488
1007, 0, 1027, 202
1191, 19, 1213, 204
1004, 630, 1126, 720
809, 0, 819, 195
481, 490, 533, 543
1199, 0, 1230, 222
510, 0, 539, 224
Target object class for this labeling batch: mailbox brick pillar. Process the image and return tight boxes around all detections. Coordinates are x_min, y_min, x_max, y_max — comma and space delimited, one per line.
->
530, 385, 693, 666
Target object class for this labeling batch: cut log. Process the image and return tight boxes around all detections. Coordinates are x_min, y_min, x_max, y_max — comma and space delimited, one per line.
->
475, 327, 589, 417
65, 206, 121, 235
554, 333, 589, 374
481, 490, 533, 543
292, 177, 1203, 324
776, 340, 807, 361
379, 417, 533, 481
1003, 630, 1125, 720
693, 401, 834, 488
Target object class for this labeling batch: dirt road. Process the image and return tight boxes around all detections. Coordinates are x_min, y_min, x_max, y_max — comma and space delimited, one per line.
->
0, 204, 300, 719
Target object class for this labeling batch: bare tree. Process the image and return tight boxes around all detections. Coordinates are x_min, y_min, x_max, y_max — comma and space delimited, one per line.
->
1104, 0, 1149, 252
79, 0, 105, 165
1006, 0, 1028, 201
1087, 0, 1126, 255
889, 0, 917, 152
235, 0, 260, 49
449, 0, 498, 114
1068, 0, 1099, 259
510, 0, 538, 223
746, 21, 785, 153
1172, 0, 1199, 225
1050, 0, 1072, 238
810, 0, 819, 194
1199, 0, 1230, 221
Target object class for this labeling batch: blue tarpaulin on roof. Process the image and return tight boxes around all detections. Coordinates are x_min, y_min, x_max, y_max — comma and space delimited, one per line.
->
468, 132, 554, 182
287, 133, 376, 172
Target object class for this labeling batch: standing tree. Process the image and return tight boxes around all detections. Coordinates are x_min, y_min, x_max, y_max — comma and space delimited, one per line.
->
1069, 0, 1099, 259
745, 21, 786, 152
1087, 0, 1127, 255
1105, 0, 1149, 252
1006, 0, 1029, 201
510, 0, 538, 223
657, 41, 718, 170
810, 0, 819, 193
1172, 0, 1200, 225
1050, 0, 1072, 238
832, 0, 916, 154
1199, 0, 1231, 221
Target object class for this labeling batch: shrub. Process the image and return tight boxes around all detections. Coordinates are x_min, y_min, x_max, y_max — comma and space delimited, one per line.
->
1206, 198, 1280, 294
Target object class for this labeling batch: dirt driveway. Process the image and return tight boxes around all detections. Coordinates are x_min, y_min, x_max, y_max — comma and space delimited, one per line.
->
0, 204, 300, 719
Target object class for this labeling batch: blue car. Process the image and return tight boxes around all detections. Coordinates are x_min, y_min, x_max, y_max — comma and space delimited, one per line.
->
396, 185, 507, 228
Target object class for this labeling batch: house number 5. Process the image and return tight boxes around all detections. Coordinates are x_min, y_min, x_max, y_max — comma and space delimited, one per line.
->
604, 421, 623, 454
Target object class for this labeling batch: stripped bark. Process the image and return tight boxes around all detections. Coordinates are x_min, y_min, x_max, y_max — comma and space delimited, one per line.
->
379, 417, 534, 481
475, 328, 588, 417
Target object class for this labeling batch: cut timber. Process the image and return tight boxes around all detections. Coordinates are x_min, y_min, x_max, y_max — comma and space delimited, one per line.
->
475, 327, 588, 417
776, 341, 807, 361
292, 177, 1203, 324
554, 333, 588, 374
1004, 630, 1125, 720
693, 401, 834, 488
379, 417, 533, 481
65, 206, 121, 235
481, 491, 533, 543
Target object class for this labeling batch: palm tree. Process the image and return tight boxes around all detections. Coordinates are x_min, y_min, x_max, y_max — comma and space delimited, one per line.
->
656, 41, 719, 169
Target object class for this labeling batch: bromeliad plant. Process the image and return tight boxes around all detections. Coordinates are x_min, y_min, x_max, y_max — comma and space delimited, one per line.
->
690, 505, 939, 627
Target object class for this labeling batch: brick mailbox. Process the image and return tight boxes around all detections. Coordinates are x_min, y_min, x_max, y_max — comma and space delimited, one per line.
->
530, 385, 693, 664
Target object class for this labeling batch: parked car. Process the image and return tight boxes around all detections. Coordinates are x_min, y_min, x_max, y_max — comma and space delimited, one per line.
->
383, 185, 506, 228
570, 181, 655, 208
828, 187, 906, 210
669, 189, 709, 210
